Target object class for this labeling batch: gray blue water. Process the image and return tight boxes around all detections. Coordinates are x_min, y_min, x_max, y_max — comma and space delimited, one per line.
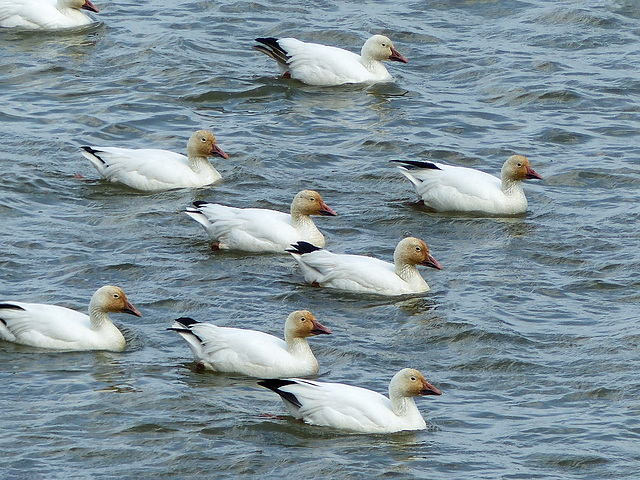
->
1, 0, 640, 478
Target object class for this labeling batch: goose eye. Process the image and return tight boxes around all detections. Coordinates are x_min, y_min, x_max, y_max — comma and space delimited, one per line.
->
410, 376, 416, 381
300, 317, 306, 322
113, 294, 120, 298
415, 246, 421, 251
201, 137, 207, 142
517, 163, 522, 167
381, 43, 387, 47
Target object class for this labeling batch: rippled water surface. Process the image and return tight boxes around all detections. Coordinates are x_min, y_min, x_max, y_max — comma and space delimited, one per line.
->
1, 0, 640, 478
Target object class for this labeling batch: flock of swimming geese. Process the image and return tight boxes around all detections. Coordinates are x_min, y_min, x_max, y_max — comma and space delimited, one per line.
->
0, 0, 544, 434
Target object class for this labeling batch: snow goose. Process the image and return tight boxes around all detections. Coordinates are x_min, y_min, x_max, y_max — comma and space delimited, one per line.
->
259, 368, 442, 433
393, 155, 543, 215
185, 190, 337, 252
253, 34, 408, 86
169, 310, 332, 378
286, 237, 442, 296
0, 0, 99, 29
0, 285, 141, 351
81, 130, 229, 192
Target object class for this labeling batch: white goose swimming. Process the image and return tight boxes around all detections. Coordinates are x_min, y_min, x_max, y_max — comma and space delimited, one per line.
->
259, 368, 442, 433
394, 155, 543, 215
185, 190, 337, 252
254, 34, 408, 86
0, 285, 141, 351
0, 0, 99, 29
81, 130, 229, 192
287, 237, 442, 296
169, 310, 332, 378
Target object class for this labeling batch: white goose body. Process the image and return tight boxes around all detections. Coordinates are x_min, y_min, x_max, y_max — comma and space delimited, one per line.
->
0, 286, 141, 351
81, 130, 228, 192
259, 368, 442, 434
0, 0, 99, 29
287, 237, 442, 296
169, 311, 331, 378
394, 155, 543, 215
185, 190, 337, 252
254, 34, 408, 86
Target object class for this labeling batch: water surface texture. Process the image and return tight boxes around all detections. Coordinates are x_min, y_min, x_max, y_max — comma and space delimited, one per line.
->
1, 0, 640, 478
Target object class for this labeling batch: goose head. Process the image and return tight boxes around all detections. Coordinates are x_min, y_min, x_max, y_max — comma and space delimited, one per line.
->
186, 130, 229, 159
361, 35, 408, 63
394, 237, 442, 270
284, 310, 332, 340
501, 155, 542, 182
91, 286, 142, 317
389, 368, 442, 399
291, 190, 337, 217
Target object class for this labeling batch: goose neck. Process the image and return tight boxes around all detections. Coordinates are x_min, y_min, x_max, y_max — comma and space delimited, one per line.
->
88, 303, 111, 329
290, 209, 313, 228
501, 177, 525, 197
390, 394, 419, 417
396, 262, 420, 282
188, 156, 215, 173
285, 335, 312, 355
361, 57, 387, 75
395, 262, 430, 291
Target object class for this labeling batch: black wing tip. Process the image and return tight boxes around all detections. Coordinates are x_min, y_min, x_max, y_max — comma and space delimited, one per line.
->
167, 326, 188, 333
253, 37, 290, 64
286, 241, 322, 255
168, 317, 205, 342
80, 146, 106, 164
0, 303, 26, 311
0, 303, 25, 326
258, 378, 297, 389
185, 201, 208, 214
255, 37, 280, 45
392, 159, 441, 170
258, 379, 302, 408
175, 317, 199, 326
252, 45, 271, 56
